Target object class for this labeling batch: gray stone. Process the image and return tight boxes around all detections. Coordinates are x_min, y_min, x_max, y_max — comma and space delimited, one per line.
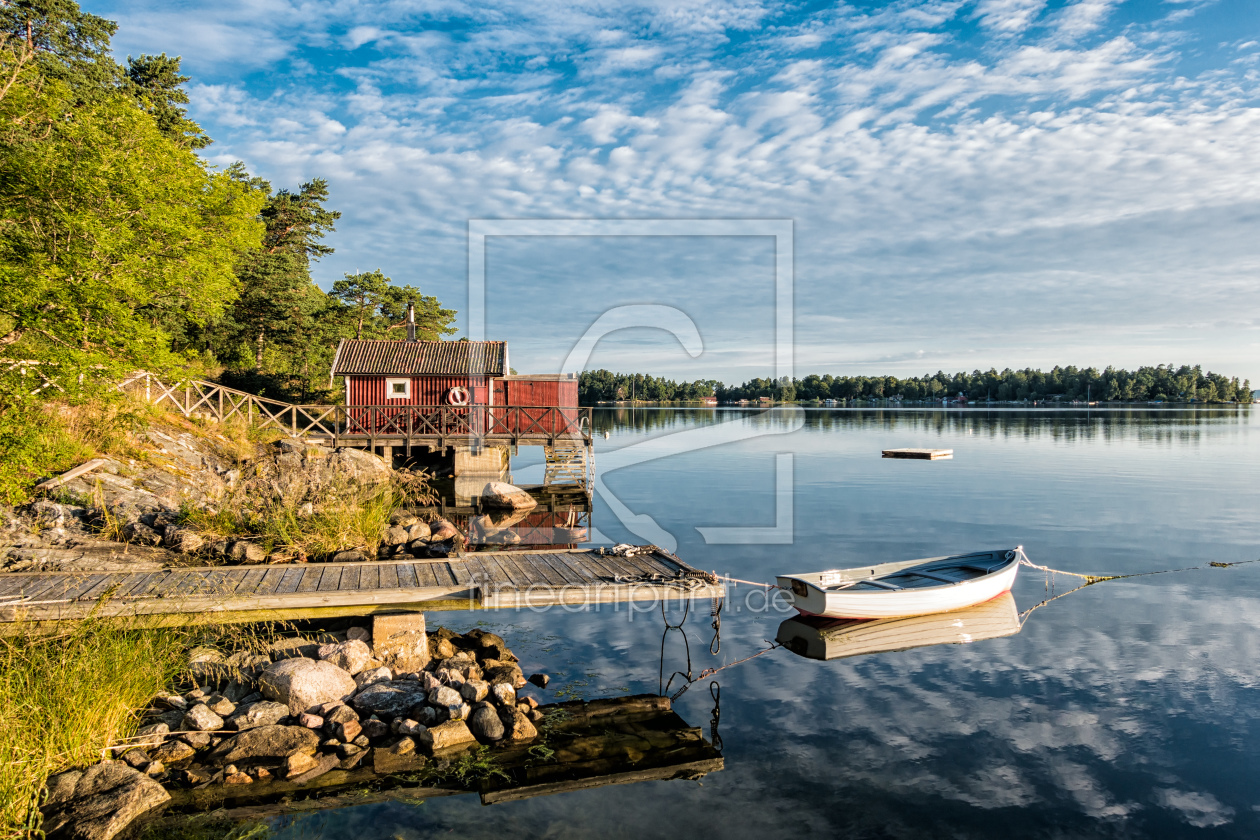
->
416, 705, 439, 727
121, 520, 162, 546
298, 713, 323, 729
460, 679, 489, 704
207, 724, 320, 767
428, 518, 461, 541
153, 695, 186, 711
150, 740, 196, 765
500, 706, 539, 741
162, 526, 204, 554
120, 748, 150, 770
351, 681, 430, 719
205, 694, 235, 716
259, 658, 357, 714
40, 761, 170, 840
228, 540, 266, 563
491, 683, 516, 708
324, 704, 358, 725
416, 719, 477, 754
406, 521, 431, 541
181, 704, 223, 732
331, 548, 366, 563
227, 700, 289, 731
484, 662, 526, 688
418, 671, 442, 692
178, 731, 211, 750
428, 685, 462, 708
382, 526, 410, 546
468, 703, 506, 742
354, 666, 393, 689
362, 718, 390, 740
527, 673, 550, 688
317, 639, 372, 675
346, 626, 371, 642
479, 481, 538, 511
131, 723, 169, 750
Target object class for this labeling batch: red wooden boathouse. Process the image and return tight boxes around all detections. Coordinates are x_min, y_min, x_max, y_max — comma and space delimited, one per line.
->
329, 303, 584, 441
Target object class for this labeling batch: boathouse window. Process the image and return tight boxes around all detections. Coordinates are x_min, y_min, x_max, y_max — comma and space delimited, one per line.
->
385, 378, 410, 399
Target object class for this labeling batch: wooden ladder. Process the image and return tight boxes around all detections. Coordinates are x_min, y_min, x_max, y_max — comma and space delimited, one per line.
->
544, 440, 592, 489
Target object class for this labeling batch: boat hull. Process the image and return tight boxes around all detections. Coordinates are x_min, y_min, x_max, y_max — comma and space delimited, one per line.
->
777, 550, 1022, 619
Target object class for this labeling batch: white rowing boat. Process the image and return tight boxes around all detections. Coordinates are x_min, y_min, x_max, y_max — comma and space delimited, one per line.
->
775, 591, 1020, 661
776, 547, 1024, 619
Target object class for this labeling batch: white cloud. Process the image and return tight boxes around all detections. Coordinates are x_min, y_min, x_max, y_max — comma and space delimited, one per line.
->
93, 0, 1260, 382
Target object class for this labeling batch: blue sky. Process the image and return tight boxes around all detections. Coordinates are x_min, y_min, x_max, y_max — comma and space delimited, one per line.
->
92, 0, 1260, 384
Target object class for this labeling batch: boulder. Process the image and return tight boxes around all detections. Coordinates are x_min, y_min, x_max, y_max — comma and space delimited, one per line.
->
390, 511, 420, 527
150, 740, 195, 765
324, 704, 358, 726
228, 540, 266, 564
460, 679, 489, 704
331, 548, 367, 563
162, 527, 204, 554
468, 703, 505, 743
479, 481, 537, 511
289, 753, 340, 784
130, 723, 169, 750
431, 638, 456, 660
205, 694, 235, 716
178, 732, 211, 750
284, 752, 318, 778
406, 538, 430, 555
346, 626, 371, 643
41, 762, 170, 840
121, 521, 162, 547
259, 658, 357, 715
527, 673, 550, 688
484, 662, 526, 688
318, 639, 372, 675
372, 613, 430, 673
226, 700, 289, 731
490, 683, 516, 709
329, 718, 361, 743
298, 713, 323, 729
406, 521, 431, 541
416, 719, 476, 754
428, 518, 461, 542
354, 666, 393, 689
181, 704, 223, 733
207, 724, 319, 767
500, 706, 539, 742
362, 718, 390, 740
350, 681, 430, 719
382, 526, 410, 546
428, 685, 462, 709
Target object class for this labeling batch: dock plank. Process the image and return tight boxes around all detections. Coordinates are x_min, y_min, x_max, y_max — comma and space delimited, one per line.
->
0, 544, 724, 622
295, 566, 324, 593
317, 567, 344, 592
276, 567, 306, 595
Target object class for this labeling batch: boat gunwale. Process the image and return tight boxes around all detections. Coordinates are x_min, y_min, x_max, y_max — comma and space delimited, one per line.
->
777, 548, 1022, 596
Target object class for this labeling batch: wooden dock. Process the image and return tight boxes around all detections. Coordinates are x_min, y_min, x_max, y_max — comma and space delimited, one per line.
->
0, 547, 723, 623
882, 448, 954, 460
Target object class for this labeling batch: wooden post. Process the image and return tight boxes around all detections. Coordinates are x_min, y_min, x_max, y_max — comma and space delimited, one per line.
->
291, 408, 297, 436
184, 383, 190, 415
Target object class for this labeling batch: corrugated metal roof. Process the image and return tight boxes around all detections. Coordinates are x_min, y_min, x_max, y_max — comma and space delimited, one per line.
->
331, 340, 507, 376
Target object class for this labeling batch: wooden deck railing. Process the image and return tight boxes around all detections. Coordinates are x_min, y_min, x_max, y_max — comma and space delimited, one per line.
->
118, 372, 593, 445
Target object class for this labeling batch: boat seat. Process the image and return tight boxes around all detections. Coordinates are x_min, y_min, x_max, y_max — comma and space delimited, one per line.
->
858, 579, 903, 591
960, 564, 999, 574
909, 570, 958, 584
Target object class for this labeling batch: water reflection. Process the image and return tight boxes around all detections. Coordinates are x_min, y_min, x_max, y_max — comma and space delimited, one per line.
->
776, 592, 1021, 661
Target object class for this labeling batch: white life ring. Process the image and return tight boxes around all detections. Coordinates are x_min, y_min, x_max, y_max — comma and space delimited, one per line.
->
447, 386, 470, 406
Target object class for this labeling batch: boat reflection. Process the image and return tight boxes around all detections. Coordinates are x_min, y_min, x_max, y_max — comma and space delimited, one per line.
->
775, 592, 1020, 661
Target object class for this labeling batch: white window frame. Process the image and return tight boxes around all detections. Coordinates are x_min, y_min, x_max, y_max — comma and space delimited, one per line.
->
385, 378, 411, 400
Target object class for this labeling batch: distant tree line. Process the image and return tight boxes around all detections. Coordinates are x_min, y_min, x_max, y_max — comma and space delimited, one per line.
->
579, 370, 721, 403
580, 366, 1253, 405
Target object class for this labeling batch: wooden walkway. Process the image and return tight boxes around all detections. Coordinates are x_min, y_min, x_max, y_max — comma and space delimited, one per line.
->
0, 548, 723, 623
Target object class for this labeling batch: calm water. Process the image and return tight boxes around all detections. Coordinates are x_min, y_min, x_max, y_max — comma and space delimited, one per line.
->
268, 407, 1260, 838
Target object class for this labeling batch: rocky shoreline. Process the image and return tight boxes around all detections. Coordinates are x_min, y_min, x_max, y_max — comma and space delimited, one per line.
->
1, 419, 538, 574
41, 614, 552, 840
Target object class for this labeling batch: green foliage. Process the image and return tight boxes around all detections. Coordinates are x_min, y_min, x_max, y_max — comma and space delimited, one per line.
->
579, 369, 721, 403
331, 270, 456, 342
126, 52, 210, 149
0, 4, 265, 417
738, 364, 1252, 404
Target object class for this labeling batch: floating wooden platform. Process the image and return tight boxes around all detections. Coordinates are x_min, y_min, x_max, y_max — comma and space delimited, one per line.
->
0, 547, 723, 623
882, 448, 954, 460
